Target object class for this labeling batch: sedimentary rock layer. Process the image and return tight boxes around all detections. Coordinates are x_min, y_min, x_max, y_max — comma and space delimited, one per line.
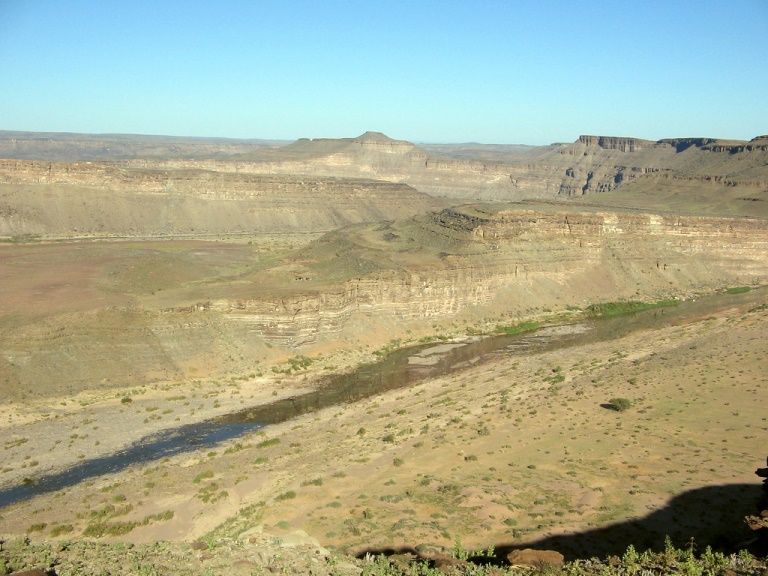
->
0, 159, 441, 236
205, 206, 768, 347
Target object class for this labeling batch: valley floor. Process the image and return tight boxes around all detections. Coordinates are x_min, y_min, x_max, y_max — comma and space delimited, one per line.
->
0, 292, 766, 565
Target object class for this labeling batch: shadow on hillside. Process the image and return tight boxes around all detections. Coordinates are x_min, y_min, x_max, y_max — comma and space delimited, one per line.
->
357, 483, 765, 563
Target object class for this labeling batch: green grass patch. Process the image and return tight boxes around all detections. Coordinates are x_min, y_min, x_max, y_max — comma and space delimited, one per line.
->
586, 299, 678, 317
494, 321, 539, 335
726, 285, 751, 294
50, 524, 74, 537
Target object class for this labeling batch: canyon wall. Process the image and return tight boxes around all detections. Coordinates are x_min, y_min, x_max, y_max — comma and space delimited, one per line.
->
1, 132, 767, 230
179, 207, 768, 348
0, 159, 442, 236
116, 132, 768, 203
1, 204, 766, 399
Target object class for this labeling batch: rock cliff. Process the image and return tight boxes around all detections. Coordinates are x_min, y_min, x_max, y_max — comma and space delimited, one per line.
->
204, 205, 768, 347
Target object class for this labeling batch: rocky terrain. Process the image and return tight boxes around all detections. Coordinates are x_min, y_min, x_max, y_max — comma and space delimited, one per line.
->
0, 130, 766, 574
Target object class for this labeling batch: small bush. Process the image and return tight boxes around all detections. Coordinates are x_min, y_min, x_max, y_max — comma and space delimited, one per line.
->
51, 524, 74, 537
609, 397, 632, 412
193, 470, 214, 484
255, 438, 280, 449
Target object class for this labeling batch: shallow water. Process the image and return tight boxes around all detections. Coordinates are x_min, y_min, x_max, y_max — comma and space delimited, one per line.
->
0, 287, 763, 508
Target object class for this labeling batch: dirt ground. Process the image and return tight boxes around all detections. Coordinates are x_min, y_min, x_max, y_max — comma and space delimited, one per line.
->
1, 293, 765, 561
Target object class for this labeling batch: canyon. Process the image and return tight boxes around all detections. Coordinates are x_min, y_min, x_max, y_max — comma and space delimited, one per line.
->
0, 130, 766, 572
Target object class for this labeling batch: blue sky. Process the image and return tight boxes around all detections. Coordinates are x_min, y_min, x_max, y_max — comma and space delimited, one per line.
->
1, 0, 766, 144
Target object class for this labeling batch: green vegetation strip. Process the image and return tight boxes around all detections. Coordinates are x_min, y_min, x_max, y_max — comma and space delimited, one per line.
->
585, 299, 678, 317
494, 321, 540, 335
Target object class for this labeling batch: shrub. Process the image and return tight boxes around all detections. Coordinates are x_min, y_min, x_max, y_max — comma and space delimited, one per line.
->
255, 438, 280, 449
51, 524, 74, 537
193, 470, 214, 484
609, 397, 632, 412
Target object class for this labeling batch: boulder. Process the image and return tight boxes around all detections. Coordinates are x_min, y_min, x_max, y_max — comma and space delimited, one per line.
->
507, 548, 564, 566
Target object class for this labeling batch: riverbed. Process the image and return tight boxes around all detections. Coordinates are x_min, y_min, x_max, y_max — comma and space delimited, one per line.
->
0, 286, 764, 510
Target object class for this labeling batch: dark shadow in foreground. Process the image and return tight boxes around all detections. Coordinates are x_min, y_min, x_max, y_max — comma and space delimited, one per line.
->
356, 483, 766, 564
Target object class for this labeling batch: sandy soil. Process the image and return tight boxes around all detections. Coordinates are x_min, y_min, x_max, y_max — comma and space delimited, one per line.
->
1, 296, 765, 561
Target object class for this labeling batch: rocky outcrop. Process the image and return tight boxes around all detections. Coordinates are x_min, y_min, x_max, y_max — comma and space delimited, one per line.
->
507, 548, 565, 566
745, 456, 768, 554
577, 135, 657, 152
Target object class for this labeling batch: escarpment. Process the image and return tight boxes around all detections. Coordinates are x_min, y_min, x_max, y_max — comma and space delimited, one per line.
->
2, 131, 767, 211
163, 207, 768, 348
0, 159, 442, 236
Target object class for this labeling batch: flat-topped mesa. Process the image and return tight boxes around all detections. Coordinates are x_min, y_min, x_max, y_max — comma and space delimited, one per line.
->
578, 134, 767, 155
578, 135, 656, 152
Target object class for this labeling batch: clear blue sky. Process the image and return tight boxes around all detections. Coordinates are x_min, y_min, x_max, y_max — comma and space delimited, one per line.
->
1, 0, 766, 145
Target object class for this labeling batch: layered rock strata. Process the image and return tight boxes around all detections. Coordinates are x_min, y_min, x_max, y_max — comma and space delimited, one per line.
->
1, 204, 766, 397
0, 159, 441, 236
205, 207, 768, 347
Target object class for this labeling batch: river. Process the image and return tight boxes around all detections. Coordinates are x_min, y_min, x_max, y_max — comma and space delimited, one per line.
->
0, 287, 763, 508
